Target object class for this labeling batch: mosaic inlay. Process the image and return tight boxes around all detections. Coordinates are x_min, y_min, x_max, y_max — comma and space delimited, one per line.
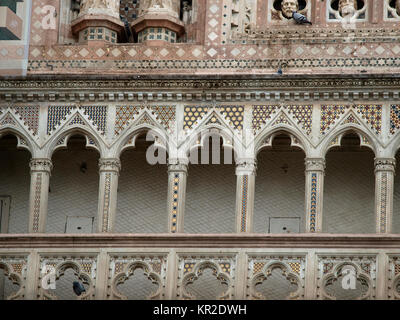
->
355, 105, 382, 135
309, 173, 317, 233
286, 105, 313, 135
240, 175, 248, 233
320, 105, 347, 134
390, 105, 400, 135
171, 174, 179, 233
252, 105, 279, 132
115, 106, 143, 135
13, 106, 40, 136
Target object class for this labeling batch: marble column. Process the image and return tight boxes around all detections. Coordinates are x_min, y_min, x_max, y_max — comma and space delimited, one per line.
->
374, 158, 396, 234
305, 158, 325, 233
28, 159, 52, 233
167, 159, 188, 233
235, 159, 256, 233
97, 158, 121, 233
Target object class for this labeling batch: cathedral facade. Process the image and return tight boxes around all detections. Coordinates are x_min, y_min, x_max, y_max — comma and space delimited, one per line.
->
0, 0, 400, 300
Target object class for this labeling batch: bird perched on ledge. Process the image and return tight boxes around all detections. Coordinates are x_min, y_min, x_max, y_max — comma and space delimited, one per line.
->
292, 11, 312, 25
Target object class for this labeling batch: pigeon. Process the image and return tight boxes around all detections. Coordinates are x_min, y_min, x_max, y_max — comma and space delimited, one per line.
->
292, 12, 312, 25
73, 281, 86, 296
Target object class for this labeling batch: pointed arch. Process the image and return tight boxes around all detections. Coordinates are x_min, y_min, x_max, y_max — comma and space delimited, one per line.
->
0, 127, 35, 156
114, 123, 169, 159
321, 125, 378, 157
45, 126, 104, 159
255, 125, 311, 158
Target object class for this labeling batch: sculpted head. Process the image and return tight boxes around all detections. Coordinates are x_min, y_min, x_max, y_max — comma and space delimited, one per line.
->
339, 0, 357, 17
281, 0, 298, 18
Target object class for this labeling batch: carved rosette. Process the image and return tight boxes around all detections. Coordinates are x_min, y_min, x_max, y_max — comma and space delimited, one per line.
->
29, 159, 53, 173
235, 159, 257, 175
98, 158, 121, 174
305, 158, 325, 172
374, 158, 396, 173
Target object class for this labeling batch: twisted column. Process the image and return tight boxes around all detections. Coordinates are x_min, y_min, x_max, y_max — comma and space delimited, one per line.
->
28, 159, 52, 233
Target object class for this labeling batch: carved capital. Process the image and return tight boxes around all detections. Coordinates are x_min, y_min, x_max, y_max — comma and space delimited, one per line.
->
236, 158, 257, 175
305, 158, 325, 172
29, 158, 53, 173
99, 158, 121, 173
168, 158, 189, 173
374, 158, 396, 173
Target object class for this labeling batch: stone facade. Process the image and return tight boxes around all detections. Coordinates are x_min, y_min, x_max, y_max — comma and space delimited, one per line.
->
1, 0, 400, 300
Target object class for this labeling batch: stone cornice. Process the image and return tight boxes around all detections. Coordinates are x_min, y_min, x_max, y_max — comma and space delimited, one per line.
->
1, 75, 400, 103
1, 234, 400, 249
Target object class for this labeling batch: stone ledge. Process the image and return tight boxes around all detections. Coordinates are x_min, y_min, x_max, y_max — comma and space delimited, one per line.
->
1, 233, 400, 249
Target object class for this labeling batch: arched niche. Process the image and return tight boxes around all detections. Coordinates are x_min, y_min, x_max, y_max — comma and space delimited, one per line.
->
47, 134, 100, 233
323, 132, 375, 234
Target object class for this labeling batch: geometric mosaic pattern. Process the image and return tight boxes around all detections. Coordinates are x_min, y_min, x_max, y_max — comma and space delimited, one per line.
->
218, 106, 244, 130
286, 105, 313, 135
183, 106, 243, 131
320, 105, 348, 134
390, 105, 400, 135
170, 174, 180, 233
240, 175, 248, 232
252, 105, 279, 132
309, 173, 317, 233
184, 106, 209, 130
150, 106, 176, 131
68, 113, 86, 126
81, 106, 108, 135
115, 106, 143, 135
13, 106, 40, 136
47, 105, 76, 134
47, 105, 107, 135
252, 105, 312, 135
355, 105, 382, 135
119, 0, 140, 22
342, 113, 361, 125
114, 105, 175, 134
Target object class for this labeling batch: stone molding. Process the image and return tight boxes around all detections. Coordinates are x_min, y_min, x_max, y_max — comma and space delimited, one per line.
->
1, 77, 400, 103
1, 234, 400, 248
